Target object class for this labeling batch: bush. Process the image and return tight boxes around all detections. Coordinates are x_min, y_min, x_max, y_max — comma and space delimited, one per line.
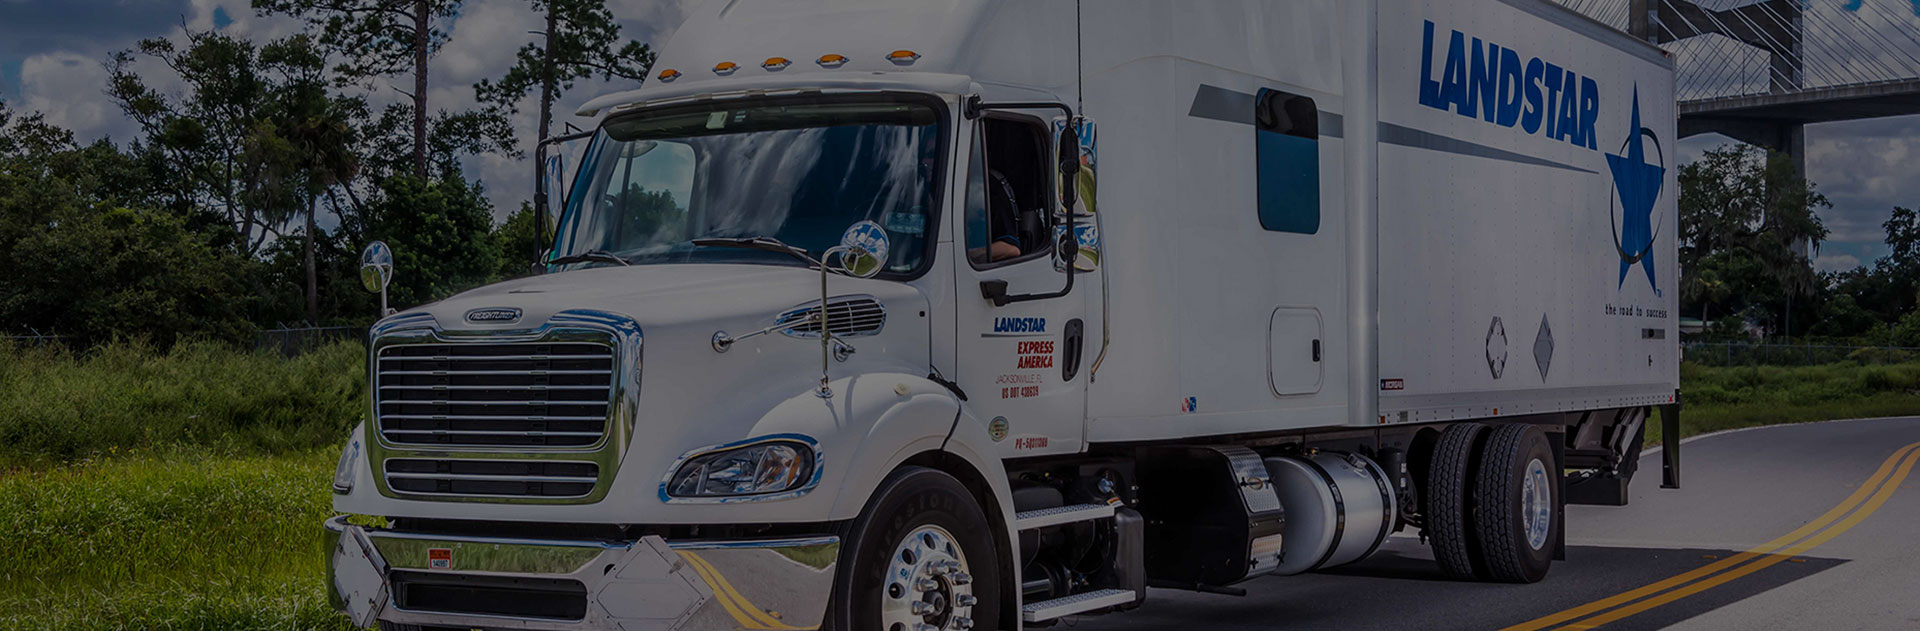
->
1846, 347, 1915, 365
0, 167, 260, 347
365, 175, 501, 307
0, 340, 365, 467
1673, 361, 1920, 441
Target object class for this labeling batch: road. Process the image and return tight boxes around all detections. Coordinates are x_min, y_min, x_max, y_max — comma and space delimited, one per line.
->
1077, 416, 1920, 630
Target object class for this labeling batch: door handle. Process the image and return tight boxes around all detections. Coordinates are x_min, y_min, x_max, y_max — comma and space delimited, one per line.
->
1063, 319, 1085, 381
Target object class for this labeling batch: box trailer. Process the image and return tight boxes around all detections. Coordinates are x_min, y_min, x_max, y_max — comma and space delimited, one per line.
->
324, 1, 1681, 629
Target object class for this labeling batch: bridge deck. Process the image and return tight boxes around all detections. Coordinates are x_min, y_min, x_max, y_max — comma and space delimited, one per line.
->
1680, 79, 1920, 125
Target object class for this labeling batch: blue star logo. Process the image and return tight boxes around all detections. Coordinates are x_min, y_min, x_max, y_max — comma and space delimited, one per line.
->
1607, 85, 1665, 297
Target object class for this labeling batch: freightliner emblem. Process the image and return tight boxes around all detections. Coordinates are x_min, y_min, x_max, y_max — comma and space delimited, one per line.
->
465, 308, 523, 324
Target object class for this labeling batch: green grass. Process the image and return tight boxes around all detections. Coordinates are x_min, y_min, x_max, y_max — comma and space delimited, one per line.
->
4, 342, 1919, 629
1648, 362, 1920, 444
0, 449, 361, 630
0, 340, 365, 467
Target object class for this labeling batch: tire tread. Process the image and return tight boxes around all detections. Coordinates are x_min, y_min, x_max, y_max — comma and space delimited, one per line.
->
1427, 423, 1487, 580
1474, 424, 1531, 582
1474, 423, 1554, 583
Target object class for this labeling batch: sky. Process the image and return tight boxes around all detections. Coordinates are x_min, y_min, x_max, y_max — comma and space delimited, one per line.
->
1, 0, 1918, 274
0, 0, 699, 233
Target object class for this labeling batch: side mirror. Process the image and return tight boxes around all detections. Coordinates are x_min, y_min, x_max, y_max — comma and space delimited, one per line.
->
1058, 124, 1081, 211
360, 241, 394, 315
360, 241, 393, 294
828, 220, 891, 278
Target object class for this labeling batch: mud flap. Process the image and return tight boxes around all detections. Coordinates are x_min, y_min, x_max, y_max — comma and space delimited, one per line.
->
1660, 399, 1682, 489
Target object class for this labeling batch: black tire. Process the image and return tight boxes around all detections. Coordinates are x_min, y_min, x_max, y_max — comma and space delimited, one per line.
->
1426, 422, 1489, 580
1473, 424, 1558, 583
828, 466, 1002, 631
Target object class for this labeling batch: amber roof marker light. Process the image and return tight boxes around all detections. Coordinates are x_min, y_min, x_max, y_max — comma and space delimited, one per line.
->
762, 57, 792, 71
816, 54, 849, 68
657, 68, 681, 82
885, 50, 921, 65
713, 61, 739, 75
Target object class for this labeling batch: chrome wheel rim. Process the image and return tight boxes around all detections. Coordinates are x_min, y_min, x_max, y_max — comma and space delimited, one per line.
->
1523, 457, 1552, 550
879, 524, 976, 631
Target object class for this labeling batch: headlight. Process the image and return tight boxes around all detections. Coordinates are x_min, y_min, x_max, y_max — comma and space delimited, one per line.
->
667, 440, 815, 498
333, 439, 360, 494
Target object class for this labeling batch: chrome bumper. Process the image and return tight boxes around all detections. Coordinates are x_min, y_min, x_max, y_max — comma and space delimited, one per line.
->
324, 516, 839, 630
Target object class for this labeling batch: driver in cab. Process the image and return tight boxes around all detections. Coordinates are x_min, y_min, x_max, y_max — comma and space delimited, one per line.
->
971, 168, 1026, 263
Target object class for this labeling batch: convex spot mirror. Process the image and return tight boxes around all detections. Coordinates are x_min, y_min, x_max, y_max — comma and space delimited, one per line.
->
1057, 124, 1081, 210
828, 221, 890, 278
360, 241, 394, 294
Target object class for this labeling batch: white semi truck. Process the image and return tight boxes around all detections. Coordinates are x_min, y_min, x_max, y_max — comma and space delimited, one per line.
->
325, 1, 1683, 629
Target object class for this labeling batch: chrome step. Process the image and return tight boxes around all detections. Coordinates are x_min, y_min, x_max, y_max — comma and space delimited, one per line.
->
1015, 503, 1115, 531
1021, 588, 1136, 622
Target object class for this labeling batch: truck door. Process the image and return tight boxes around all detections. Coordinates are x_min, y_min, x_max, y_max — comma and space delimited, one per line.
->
952, 112, 1093, 458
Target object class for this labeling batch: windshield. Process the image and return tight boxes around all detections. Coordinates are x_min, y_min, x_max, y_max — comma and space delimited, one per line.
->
550, 96, 945, 274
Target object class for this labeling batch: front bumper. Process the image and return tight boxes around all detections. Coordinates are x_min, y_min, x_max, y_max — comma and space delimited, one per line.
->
324, 516, 839, 630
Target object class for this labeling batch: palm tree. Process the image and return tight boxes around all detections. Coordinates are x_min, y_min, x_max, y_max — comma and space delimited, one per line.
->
260, 35, 362, 324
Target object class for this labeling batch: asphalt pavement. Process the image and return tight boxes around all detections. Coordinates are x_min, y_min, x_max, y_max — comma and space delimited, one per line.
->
1074, 416, 1920, 630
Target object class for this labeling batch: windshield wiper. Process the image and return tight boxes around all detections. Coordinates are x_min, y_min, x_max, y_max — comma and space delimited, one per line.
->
690, 236, 817, 266
546, 249, 632, 267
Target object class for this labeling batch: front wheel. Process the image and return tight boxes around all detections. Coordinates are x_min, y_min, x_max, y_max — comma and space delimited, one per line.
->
830, 466, 1002, 631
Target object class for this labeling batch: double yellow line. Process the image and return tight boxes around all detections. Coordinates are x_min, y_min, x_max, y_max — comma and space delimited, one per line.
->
678, 550, 818, 630
1505, 440, 1920, 631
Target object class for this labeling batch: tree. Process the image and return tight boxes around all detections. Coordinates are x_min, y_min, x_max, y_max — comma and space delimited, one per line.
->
109, 30, 289, 254
252, 0, 463, 178
0, 110, 257, 347
1880, 206, 1920, 294
1677, 145, 1830, 334
477, 0, 655, 150
493, 203, 543, 280
258, 35, 363, 324
358, 104, 516, 182
364, 175, 501, 307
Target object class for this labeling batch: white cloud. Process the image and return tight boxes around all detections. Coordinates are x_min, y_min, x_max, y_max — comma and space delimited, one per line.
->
18, 52, 132, 142
436, 0, 540, 85
1815, 253, 1862, 273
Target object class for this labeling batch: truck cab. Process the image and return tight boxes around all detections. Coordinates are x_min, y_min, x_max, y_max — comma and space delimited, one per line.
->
328, 5, 1104, 629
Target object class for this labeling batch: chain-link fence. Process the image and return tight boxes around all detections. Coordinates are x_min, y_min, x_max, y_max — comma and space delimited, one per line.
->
1683, 342, 1920, 367
255, 326, 363, 356
0, 332, 67, 347
5, 327, 361, 355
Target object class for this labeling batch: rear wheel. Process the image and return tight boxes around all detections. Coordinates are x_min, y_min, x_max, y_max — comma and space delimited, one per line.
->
830, 466, 1001, 631
1473, 424, 1557, 583
1426, 422, 1489, 580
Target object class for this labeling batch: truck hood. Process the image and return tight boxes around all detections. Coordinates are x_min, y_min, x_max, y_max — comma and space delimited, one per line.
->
385, 262, 933, 417
425, 264, 919, 329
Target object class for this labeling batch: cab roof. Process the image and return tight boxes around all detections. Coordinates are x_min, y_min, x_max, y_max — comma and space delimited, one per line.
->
578, 0, 1077, 117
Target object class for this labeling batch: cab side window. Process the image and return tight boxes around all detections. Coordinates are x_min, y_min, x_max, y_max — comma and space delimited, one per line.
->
1255, 88, 1320, 234
965, 116, 1052, 267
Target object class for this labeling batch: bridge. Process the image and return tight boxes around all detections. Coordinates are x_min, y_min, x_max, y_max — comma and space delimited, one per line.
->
1556, 0, 1920, 173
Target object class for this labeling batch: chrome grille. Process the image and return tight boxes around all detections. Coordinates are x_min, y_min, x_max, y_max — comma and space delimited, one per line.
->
777, 296, 886, 338
384, 458, 599, 498
375, 342, 614, 447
